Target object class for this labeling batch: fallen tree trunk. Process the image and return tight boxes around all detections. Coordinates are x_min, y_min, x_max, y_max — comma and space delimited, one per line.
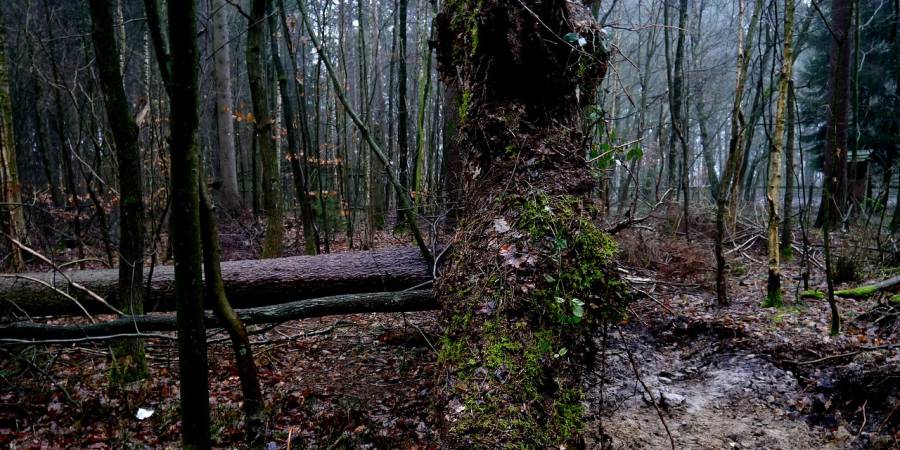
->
0, 290, 435, 341
0, 247, 430, 317
835, 275, 900, 299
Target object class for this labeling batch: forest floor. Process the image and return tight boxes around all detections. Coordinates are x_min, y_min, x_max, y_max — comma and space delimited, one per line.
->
1, 217, 899, 449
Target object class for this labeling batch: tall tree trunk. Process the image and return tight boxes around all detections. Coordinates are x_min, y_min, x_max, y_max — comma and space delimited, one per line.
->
0, 4, 25, 272
696, 99, 719, 199
248, 0, 284, 258
764, 0, 794, 308
356, 0, 375, 249
42, 0, 86, 268
281, 3, 321, 254
89, 0, 149, 382
715, 0, 763, 306
413, 34, 434, 199
441, 84, 461, 226
269, 2, 318, 255
211, 0, 242, 212
780, 82, 796, 258
199, 185, 265, 447
816, 0, 853, 228
168, 0, 212, 446
889, 0, 900, 233
30, 80, 65, 208
395, 0, 410, 227
672, 0, 690, 238
433, 2, 619, 446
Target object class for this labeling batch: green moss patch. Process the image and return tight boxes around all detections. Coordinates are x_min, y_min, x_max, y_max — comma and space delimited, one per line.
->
437, 193, 626, 447
800, 290, 826, 300
835, 285, 878, 299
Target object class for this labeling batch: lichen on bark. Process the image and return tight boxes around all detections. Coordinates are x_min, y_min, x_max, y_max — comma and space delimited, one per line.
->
433, 1, 621, 446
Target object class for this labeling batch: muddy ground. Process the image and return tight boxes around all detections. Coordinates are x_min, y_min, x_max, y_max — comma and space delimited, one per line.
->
1, 226, 899, 448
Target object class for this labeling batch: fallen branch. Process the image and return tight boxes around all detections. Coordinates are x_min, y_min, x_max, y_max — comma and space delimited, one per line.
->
605, 192, 671, 235
787, 343, 900, 366
0, 290, 435, 342
835, 275, 900, 299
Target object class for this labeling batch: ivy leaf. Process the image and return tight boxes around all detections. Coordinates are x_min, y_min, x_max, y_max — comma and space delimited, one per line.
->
563, 32, 581, 45
555, 237, 568, 251
570, 298, 585, 318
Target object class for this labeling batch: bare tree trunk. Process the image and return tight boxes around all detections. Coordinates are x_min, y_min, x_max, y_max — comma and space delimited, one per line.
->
199, 185, 264, 447
167, 0, 212, 445
780, 82, 796, 258
90, 0, 149, 383
269, 2, 318, 255
248, 0, 284, 258
816, 0, 853, 228
0, 4, 25, 273
211, 0, 242, 212
716, 0, 763, 306
395, 0, 410, 227
889, 0, 900, 233
672, 0, 691, 238
441, 84, 461, 226
764, 0, 794, 308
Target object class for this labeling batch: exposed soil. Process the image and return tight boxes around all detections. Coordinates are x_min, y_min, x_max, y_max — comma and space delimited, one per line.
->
2, 226, 899, 449
586, 221, 900, 450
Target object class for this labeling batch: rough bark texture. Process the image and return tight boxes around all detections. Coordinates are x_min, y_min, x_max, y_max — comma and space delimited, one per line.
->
396, 0, 410, 216
0, 291, 434, 340
167, 0, 212, 445
0, 247, 430, 317
270, 4, 318, 255
716, 0, 763, 306
433, 1, 621, 447
0, 3, 25, 273
764, 0, 794, 308
816, 0, 853, 228
211, 0, 242, 212
90, 0, 149, 382
780, 82, 796, 258
199, 185, 264, 446
248, 0, 284, 258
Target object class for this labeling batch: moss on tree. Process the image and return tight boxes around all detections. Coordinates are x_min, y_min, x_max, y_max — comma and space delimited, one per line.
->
437, 194, 625, 446
433, 0, 616, 446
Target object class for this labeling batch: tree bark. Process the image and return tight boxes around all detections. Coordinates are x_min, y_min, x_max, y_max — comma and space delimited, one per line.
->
0, 247, 431, 317
716, 0, 764, 306
199, 184, 264, 447
395, 0, 410, 221
433, 2, 618, 446
0, 3, 25, 273
211, 0, 242, 212
780, 82, 796, 258
90, 0, 149, 383
269, 2, 318, 256
248, 0, 284, 258
167, 0, 212, 445
816, 0, 853, 228
764, 0, 795, 307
